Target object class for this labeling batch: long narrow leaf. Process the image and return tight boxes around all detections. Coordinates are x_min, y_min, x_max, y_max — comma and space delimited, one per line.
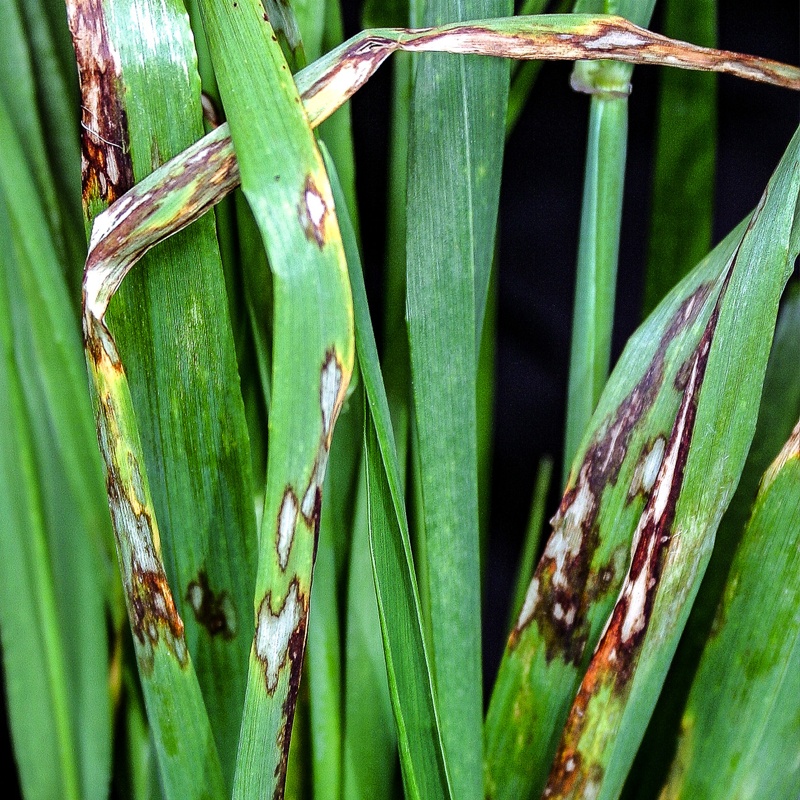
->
66, 0, 257, 788
405, 0, 510, 791
643, 0, 717, 315
195, 2, 355, 797
324, 149, 453, 800
0, 199, 81, 800
540, 124, 800, 800
659, 420, 800, 799
626, 280, 800, 797
0, 93, 113, 800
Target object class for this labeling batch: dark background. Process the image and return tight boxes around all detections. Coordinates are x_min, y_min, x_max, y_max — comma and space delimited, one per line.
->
2, 1, 798, 795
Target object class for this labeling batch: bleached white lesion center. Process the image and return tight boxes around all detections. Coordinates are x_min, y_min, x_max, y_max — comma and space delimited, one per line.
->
320, 354, 343, 438
305, 185, 327, 230
255, 583, 302, 693
277, 490, 299, 571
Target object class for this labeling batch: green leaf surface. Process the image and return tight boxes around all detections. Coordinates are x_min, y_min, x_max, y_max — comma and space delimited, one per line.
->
0, 199, 80, 800
324, 149, 453, 800
342, 478, 397, 800
643, 0, 717, 314
660, 420, 800, 799
195, 2, 354, 797
405, 0, 511, 794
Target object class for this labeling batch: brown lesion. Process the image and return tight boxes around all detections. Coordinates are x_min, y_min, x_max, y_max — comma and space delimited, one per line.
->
544, 272, 733, 795
511, 281, 714, 662
130, 565, 188, 667
272, 610, 308, 800
298, 175, 330, 247
65, 0, 134, 211
96, 393, 189, 672
185, 570, 237, 640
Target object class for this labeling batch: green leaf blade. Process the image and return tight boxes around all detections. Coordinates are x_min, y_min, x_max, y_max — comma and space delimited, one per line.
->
195, 2, 355, 796
405, 1, 511, 795
660, 421, 800, 798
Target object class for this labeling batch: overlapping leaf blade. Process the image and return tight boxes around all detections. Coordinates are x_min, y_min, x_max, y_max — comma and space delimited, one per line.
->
66, 0, 257, 788
626, 281, 800, 798
195, 2, 355, 796
0, 94, 113, 800
659, 420, 800, 799
405, 0, 511, 795
539, 124, 800, 800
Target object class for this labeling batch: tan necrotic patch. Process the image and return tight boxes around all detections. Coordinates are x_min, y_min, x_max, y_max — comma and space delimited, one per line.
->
510, 281, 715, 663
299, 176, 330, 247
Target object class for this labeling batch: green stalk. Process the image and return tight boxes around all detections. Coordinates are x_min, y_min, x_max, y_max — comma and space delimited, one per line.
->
563, 89, 628, 479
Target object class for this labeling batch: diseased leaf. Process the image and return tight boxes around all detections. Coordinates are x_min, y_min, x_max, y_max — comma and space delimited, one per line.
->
195, 2, 354, 797
540, 124, 800, 800
659, 420, 800, 799
626, 280, 800, 798
486, 216, 746, 800
66, 0, 257, 788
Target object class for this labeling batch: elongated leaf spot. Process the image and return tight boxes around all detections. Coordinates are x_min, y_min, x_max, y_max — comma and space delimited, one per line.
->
84, 315, 123, 371
299, 176, 329, 247
300, 467, 323, 525
186, 571, 237, 639
544, 274, 731, 794
255, 582, 304, 694
302, 37, 395, 124
320, 351, 344, 439
298, 351, 346, 528
65, 0, 134, 208
130, 567, 187, 668
517, 577, 540, 630
510, 282, 714, 661
276, 489, 299, 571
545, 480, 596, 591
762, 419, 800, 487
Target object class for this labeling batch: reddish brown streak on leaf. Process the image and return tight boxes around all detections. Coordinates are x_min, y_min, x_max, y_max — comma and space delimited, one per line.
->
510, 281, 714, 664
273, 612, 308, 800
542, 265, 734, 797
65, 0, 134, 211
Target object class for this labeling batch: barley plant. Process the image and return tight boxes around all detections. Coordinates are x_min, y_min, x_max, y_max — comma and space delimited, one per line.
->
0, 0, 798, 798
